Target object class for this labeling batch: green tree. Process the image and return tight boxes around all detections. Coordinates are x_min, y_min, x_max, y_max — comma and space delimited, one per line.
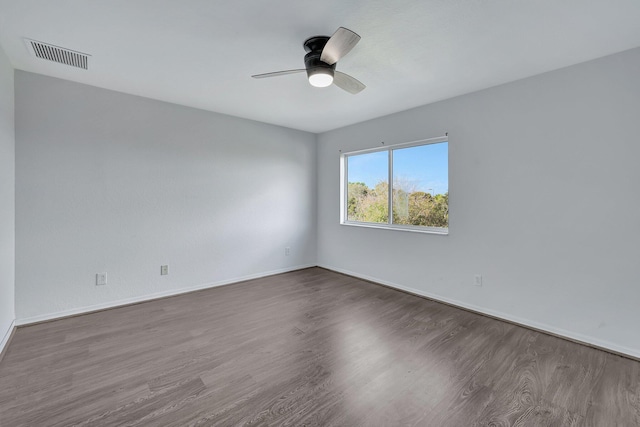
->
427, 192, 448, 227
408, 191, 432, 226
359, 181, 388, 223
347, 181, 447, 228
347, 182, 369, 219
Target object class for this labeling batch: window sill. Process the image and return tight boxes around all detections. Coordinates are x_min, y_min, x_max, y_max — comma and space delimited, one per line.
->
340, 221, 448, 235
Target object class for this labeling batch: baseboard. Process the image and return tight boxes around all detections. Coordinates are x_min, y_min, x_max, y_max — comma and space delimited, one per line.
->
16, 264, 315, 326
0, 319, 16, 363
14, 263, 640, 361
319, 264, 640, 361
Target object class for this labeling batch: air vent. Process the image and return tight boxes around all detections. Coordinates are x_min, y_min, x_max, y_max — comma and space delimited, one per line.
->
24, 38, 90, 70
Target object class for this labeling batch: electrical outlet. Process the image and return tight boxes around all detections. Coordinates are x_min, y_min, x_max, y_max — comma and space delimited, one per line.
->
285, 247, 291, 256
474, 275, 483, 287
161, 265, 169, 275
96, 272, 107, 286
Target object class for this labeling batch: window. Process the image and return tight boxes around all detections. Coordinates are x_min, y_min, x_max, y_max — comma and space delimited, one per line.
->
341, 136, 448, 234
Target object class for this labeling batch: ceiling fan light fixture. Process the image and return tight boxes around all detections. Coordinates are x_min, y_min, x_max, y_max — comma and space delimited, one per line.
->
308, 68, 334, 87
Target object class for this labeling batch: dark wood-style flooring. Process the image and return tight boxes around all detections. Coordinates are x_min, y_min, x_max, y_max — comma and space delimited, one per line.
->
1, 267, 639, 426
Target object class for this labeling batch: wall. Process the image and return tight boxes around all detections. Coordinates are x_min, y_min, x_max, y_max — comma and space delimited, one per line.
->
0, 46, 15, 352
317, 47, 640, 358
15, 71, 317, 322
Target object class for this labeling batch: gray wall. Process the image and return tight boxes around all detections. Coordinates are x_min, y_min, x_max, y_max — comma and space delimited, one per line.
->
317, 47, 640, 358
0, 46, 15, 350
15, 72, 317, 321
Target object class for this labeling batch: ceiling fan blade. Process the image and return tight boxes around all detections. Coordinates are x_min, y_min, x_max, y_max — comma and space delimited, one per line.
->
251, 69, 305, 79
333, 71, 366, 94
320, 27, 361, 65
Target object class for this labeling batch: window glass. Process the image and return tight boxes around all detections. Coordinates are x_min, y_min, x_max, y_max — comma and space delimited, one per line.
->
346, 151, 388, 223
392, 143, 448, 228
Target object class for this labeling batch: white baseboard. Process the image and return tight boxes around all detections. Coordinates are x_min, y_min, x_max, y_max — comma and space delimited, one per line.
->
14, 263, 640, 361
319, 264, 640, 360
16, 264, 315, 326
0, 319, 16, 358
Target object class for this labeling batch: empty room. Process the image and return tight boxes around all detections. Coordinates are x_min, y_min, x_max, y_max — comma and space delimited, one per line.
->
1, 1, 640, 426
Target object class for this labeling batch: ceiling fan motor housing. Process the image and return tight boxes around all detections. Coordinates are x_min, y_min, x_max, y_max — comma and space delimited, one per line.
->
303, 36, 335, 80
304, 51, 336, 80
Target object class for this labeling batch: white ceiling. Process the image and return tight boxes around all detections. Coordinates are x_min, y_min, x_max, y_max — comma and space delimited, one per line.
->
1, 0, 640, 133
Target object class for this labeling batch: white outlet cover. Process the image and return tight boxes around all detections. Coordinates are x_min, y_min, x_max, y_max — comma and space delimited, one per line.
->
96, 272, 107, 286
474, 275, 483, 286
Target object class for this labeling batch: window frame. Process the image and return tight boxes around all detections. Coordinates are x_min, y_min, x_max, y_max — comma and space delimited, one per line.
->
340, 135, 448, 235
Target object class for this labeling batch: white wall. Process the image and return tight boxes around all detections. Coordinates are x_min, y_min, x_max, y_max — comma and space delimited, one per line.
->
15, 71, 317, 322
0, 46, 15, 350
317, 48, 640, 358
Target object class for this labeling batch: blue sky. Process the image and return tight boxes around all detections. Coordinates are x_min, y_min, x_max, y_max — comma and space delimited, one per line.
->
347, 142, 448, 195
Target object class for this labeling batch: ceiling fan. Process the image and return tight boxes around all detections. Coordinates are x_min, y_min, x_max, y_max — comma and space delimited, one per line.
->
251, 27, 365, 94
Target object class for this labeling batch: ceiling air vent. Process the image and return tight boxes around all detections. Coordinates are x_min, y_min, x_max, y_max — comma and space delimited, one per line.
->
24, 38, 90, 70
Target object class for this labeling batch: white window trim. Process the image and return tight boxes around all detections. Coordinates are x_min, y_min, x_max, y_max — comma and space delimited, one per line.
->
340, 135, 448, 235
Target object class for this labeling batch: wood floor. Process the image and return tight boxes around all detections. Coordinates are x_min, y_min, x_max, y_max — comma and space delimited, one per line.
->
1, 268, 639, 426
